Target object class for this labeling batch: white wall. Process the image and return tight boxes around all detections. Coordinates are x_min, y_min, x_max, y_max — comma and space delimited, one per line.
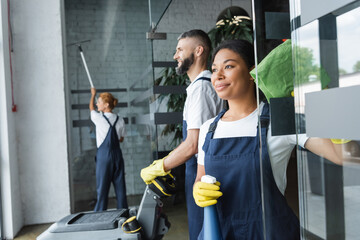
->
0, 0, 71, 236
0, 1, 23, 238
11, 0, 70, 228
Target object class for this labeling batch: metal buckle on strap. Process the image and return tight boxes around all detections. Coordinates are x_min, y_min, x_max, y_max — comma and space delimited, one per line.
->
208, 122, 218, 133
260, 117, 270, 128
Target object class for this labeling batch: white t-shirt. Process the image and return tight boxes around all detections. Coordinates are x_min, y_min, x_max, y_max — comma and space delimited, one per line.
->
90, 111, 126, 148
197, 102, 309, 195
183, 70, 225, 130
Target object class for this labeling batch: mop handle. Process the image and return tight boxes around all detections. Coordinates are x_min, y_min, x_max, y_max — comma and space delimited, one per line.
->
78, 45, 94, 88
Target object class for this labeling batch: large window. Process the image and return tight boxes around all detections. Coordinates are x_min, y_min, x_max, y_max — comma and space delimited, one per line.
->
290, 0, 360, 239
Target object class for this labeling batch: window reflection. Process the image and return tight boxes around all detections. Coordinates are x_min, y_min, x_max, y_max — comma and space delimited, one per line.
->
337, 6, 360, 76
293, 21, 321, 115
292, 2, 360, 240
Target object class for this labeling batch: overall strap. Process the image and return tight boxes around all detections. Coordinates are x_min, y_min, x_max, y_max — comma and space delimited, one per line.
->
259, 102, 270, 134
102, 114, 119, 127
258, 102, 270, 160
194, 77, 211, 83
202, 109, 227, 153
113, 116, 119, 126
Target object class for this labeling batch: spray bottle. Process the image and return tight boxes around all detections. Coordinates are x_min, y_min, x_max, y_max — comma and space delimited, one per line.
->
201, 175, 223, 240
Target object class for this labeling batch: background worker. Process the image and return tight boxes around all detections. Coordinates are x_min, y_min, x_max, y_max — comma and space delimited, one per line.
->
90, 87, 128, 211
141, 29, 224, 239
193, 39, 351, 239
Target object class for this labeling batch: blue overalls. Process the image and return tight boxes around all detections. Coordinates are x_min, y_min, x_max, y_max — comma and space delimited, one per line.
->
183, 76, 211, 240
94, 115, 128, 211
198, 103, 300, 240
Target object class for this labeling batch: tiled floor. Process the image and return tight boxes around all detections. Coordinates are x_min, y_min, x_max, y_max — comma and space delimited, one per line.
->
13, 224, 52, 240
305, 186, 360, 240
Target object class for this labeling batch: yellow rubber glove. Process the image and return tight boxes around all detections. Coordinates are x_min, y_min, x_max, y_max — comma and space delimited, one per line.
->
330, 139, 351, 144
140, 156, 171, 184
193, 181, 223, 207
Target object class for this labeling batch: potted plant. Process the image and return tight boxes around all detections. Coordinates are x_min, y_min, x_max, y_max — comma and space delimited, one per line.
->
208, 6, 253, 50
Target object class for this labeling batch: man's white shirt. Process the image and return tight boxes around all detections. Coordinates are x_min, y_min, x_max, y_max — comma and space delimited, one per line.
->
183, 70, 224, 130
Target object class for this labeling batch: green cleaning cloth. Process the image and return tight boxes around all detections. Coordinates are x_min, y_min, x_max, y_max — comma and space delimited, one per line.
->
250, 39, 293, 102
250, 39, 331, 102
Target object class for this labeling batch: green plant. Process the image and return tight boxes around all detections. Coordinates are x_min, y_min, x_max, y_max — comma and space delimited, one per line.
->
208, 12, 253, 50
155, 67, 188, 146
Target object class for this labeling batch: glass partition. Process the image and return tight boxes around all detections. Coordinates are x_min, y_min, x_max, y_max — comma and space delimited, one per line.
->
251, 0, 299, 239
64, 0, 170, 212
149, 0, 173, 29
147, 0, 174, 159
290, 0, 360, 239
253, 0, 360, 239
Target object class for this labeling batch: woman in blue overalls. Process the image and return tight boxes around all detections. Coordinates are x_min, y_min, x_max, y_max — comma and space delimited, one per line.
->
192, 40, 344, 239
90, 88, 128, 211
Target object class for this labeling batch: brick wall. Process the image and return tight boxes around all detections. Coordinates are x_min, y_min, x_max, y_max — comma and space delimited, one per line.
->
65, 0, 252, 204
65, 0, 152, 203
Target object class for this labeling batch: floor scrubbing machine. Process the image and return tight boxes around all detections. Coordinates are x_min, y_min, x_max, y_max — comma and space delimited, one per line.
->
37, 174, 177, 240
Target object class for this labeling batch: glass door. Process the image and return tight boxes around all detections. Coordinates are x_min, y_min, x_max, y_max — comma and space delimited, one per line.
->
64, 0, 172, 212
252, 0, 360, 239
251, 0, 300, 239
290, 0, 360, 239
